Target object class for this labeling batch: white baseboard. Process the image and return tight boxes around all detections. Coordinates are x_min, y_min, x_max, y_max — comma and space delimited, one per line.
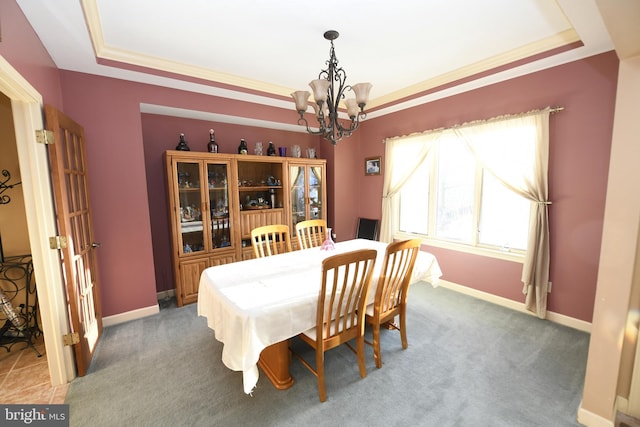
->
101, 290, 176, 327
577, 404, 615, 427
102, 304, 160, 327
156, 289, 175, 300
436, 280, 592, 333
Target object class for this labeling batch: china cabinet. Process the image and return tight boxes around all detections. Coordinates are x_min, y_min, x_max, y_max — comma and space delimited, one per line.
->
165, 152, 238, 306
288, 160, 327, 250
165, 150, 326, 304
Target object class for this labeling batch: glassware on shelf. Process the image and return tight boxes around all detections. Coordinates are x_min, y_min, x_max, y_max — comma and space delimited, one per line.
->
254, 142, 263, 155
320, 227, 335, 251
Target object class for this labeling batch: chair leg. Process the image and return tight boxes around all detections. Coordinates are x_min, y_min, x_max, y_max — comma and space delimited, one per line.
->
356, 336, 367, 378
316, 347, 326, 402
372, 322, 383, 369
400, 306, 408, 349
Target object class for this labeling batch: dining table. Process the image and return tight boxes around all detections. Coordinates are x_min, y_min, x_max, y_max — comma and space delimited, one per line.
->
197, 238, 443, 394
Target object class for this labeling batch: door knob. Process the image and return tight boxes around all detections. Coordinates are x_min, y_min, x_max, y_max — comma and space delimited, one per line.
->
91, 242, 102, 248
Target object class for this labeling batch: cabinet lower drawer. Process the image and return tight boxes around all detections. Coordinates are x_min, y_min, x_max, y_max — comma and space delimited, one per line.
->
240, 209, 285, 238
209, 253, 237, 266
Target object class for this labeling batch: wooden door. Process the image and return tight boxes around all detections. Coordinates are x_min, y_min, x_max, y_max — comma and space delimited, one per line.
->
44, 105, 102, 376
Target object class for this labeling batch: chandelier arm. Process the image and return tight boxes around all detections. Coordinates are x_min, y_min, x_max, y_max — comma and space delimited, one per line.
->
296, 115, 325, 136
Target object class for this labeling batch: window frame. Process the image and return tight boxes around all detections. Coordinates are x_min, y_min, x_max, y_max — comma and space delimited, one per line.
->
394, 132, 527, 264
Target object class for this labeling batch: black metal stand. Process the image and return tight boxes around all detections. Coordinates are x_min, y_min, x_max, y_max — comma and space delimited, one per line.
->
0, 254, 42, 357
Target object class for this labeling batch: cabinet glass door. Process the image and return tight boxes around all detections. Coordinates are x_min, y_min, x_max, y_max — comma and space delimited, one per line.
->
290, 165, 306, 230
290, 164, 324, 231
175, 161, 204, 255
309, 165, 323, 220
207, 162, 231, 250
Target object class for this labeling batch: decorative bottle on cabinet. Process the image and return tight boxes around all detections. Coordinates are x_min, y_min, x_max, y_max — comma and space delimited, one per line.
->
207, 129, 218, 153
176, 133, 190, 151
267, 141, 276, 156
238, 139, 248, 155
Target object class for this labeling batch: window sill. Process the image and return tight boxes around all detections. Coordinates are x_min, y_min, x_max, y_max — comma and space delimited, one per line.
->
394, 232, 525, 263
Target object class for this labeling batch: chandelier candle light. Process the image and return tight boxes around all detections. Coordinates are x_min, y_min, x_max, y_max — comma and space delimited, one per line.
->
291, 30, 372, 145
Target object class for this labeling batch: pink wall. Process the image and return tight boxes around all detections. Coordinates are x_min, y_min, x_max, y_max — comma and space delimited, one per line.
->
330, 133, 362, 240
57, 72, 158, 315
356, 51, 619, 322
0, 1, 63, 108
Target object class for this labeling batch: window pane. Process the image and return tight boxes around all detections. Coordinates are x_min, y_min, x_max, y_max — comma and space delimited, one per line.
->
479, 171, 530, 250
399, 162, 429, 234
435, 138, 474, 242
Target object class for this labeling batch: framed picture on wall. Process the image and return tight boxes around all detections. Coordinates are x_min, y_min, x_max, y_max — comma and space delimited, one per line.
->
365, 157, 381, 176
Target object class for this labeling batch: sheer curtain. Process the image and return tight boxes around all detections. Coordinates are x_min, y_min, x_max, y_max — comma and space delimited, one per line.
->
453, 110, 551, 318
380, 132, 438, 242
381, 109, 552, 318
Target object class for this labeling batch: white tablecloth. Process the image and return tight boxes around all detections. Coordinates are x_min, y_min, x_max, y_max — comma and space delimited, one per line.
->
197, 239, 442, 394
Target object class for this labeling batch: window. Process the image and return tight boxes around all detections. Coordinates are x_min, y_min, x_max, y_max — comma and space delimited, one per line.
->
398, 124, 535, 254
399, 160, 429, 235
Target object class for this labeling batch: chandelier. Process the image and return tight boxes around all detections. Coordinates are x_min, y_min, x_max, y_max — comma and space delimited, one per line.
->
291, 30, 372, 145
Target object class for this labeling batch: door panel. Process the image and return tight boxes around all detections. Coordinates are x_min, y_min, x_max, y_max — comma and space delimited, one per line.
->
44, 105, 102, 376
178, 257, 208, 305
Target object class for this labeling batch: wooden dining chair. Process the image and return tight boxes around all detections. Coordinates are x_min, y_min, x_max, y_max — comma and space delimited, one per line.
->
250, 224, 292, 258
295, 219, 327, 249
365, 238, 421, 368
291, 249, 377, 402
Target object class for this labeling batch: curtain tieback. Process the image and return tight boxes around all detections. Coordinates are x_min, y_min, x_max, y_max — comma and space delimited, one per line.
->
537, 201, 552, 205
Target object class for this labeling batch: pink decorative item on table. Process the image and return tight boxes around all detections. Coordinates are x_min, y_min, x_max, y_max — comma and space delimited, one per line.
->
320, 227, 335, 251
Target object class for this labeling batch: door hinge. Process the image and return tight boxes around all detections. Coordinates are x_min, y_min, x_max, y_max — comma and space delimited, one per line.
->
62, 332, 80, 346
35, 129, 55, 145
49, 236, 68, 249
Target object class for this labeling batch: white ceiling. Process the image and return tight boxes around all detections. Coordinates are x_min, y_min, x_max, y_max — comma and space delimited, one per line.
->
16, 0, 613, 119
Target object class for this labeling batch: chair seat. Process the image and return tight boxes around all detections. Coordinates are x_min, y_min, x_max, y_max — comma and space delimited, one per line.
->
302, 317, 359, 340
364, 296, 401, 317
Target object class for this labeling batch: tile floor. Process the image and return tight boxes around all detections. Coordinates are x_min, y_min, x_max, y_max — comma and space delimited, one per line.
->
0, 337, 68, 404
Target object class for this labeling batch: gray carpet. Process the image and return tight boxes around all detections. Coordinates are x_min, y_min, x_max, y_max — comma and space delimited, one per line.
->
65, 283, 590, 427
